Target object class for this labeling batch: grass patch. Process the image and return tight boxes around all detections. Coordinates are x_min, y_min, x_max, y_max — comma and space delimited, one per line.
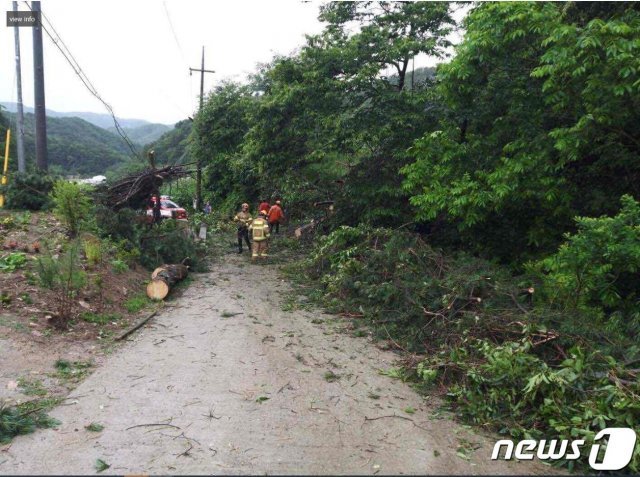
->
123, 294, 151, 314
80, 312, 121, 325
54, 359, 93, 381
17, 377, 47, 396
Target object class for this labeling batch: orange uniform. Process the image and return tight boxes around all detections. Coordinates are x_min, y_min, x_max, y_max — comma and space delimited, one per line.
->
268, 204, 284, 223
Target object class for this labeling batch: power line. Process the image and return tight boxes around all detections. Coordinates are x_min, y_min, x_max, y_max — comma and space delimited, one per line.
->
162, 0, 187, 66
23, 2, 140, 160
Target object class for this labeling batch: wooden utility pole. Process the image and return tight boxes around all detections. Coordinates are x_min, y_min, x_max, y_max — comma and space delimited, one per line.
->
13, 1, 26, 173
32, 1, 47, 171
189, 46, 214, 212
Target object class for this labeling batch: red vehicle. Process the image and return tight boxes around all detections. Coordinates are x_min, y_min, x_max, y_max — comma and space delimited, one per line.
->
146, 196, 188, 221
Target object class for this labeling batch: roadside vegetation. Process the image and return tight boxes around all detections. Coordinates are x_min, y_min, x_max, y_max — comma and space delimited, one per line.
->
0, 171, 208, 442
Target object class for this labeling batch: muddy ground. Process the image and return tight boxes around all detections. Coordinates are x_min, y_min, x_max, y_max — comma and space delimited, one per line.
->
0, 250, 551, 475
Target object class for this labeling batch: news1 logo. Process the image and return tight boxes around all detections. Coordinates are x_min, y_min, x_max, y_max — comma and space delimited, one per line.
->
491, 428, 637, 471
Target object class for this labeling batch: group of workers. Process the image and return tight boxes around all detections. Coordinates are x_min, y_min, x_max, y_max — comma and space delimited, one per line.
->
233, 199, 285, 259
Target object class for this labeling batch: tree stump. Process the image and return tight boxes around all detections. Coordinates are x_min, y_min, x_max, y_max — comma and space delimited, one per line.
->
146, 264, 189, 300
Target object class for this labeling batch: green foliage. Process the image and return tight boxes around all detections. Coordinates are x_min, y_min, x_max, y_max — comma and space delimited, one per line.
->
54, 359, 92, 381
85, 422, 104, 432
531, 195, 640, 334
36, 241, 86, 327
82, 235, 102, 266
2, 172, 54, 210
143, 119, 192, 167
427, 335, 640, 472
17, 377, 47, 396
402, 2, 640, 262
139, 220, 205, 271
51, 181, 92, 237
3, 112, 131, 176
305, 225, 523, 352
0, 402, 59, 444
0, 252, 27, 272
123, 294, 150, 313
190, 4, 455, 226
110, 259, 129, 274
95, 206, 143, 245
95, 458, 110, 473
80, 312, 121, 325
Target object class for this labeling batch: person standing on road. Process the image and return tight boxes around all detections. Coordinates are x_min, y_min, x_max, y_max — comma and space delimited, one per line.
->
267, 200, 284, 235
249, 209, 270, 259
233, 203, 252, 254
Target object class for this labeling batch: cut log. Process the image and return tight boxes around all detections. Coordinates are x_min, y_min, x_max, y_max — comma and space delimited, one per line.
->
147, 264, 189, 300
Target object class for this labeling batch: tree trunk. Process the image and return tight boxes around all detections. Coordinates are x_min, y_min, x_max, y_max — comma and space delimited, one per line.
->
146, 264, 189, 300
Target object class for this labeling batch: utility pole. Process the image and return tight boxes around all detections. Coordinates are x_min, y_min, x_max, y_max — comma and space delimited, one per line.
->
13, 2, 26, 173
32, 1, 47, 171
189, 46, 214, 212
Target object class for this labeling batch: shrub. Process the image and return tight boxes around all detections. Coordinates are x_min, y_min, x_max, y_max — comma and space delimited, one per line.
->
139, 220, 204, 271
51, 181, 92, 237
2, 172, 54, 210
82, 235, 102, 267
0, 252, 27, 272
95, 206, 143, 244
36, 241, 86, 328
304, 225, 525, 352
110, 259, 128, 274
531, 195, 640, 341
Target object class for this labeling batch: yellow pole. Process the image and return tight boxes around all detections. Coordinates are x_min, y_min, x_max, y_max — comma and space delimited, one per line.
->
0, 129, 10, 208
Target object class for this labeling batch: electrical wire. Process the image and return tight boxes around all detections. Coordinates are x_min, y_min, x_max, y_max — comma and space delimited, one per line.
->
162, 0, 187, 66
23, 2, 140, 160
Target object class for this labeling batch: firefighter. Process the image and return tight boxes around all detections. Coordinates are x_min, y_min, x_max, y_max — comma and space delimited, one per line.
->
233, 203, 252, 254
267, 199, 284, 235
259, 198, 270, 214
249, 209, 270, 259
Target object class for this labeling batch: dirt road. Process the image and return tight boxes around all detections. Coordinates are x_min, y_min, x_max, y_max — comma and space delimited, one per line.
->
1, 252, 547, 475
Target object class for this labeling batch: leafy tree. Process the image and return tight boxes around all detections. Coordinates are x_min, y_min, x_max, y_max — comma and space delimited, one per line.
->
402, 2, 640, 261
192, 82, 257, 213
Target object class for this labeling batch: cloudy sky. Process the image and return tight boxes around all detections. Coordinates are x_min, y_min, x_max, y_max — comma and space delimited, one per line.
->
2, 1, 464, 125
2, 0, 327, 124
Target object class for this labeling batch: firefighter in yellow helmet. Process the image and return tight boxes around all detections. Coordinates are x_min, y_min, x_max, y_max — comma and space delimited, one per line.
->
248, 209, 270, 259
233, 203, 252, 254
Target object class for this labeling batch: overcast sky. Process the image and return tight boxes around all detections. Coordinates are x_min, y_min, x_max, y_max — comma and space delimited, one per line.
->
2, 1, 464, 125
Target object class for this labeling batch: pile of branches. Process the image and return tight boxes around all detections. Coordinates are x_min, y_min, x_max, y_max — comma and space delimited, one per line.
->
101, 165, 191, 210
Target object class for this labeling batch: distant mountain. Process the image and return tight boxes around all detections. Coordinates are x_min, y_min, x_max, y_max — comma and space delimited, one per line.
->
144, 119, 193, 165
108, 123, 172, 146
0, 102, 169, 130
107, 120, 192, 180
4, 111, 133, 176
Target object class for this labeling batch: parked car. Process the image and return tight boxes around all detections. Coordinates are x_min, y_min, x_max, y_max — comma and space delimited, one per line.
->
146, 195, 188, 221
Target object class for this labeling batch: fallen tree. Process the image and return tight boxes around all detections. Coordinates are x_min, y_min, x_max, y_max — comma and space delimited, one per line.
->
103, 164, 193, 210
146, 263, 189, 300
